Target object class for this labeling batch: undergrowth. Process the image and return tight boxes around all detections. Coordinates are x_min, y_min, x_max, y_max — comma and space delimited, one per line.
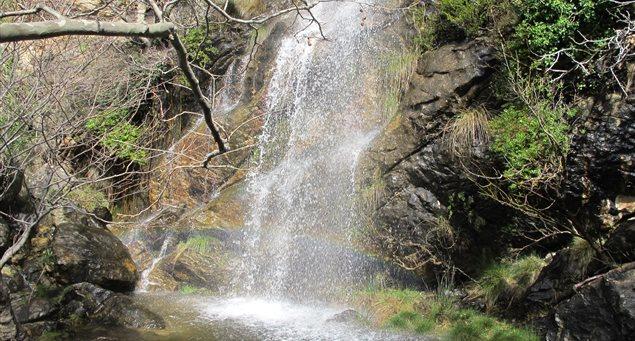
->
475, 255, 546, 310
356, 288, 538, 340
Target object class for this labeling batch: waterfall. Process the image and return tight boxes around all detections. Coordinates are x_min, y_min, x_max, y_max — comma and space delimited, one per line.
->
233, 1, 404, 301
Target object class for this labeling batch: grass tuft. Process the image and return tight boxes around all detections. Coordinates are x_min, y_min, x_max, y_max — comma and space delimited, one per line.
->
356, 288, 538, 340
443, 107, 490, 158
476, 255, 545, 310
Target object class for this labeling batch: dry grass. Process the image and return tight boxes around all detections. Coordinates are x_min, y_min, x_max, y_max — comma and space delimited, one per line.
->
443, 107, 490, 158
232, 0, 265, 17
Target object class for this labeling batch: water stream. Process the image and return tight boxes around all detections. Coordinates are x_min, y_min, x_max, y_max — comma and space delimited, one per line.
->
118, 2, 427, 340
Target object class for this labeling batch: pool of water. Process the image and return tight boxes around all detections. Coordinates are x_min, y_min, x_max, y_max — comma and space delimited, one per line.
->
75, 294, 431, 341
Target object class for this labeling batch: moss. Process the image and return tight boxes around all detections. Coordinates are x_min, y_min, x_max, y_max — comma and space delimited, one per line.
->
85, 108, 148, 164
67, 185, 109, 211
182, 26, 221, 67
38, 331, 69, 341
180, 285, 199, 294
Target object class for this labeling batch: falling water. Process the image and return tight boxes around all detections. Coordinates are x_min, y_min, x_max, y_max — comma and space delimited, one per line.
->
233, 1, 404, 301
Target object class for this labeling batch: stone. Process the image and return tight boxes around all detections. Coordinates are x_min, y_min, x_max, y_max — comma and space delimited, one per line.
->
0, 168, 24, 211
51, 222, 139, 292
0, 217, 10, 252
59, 282, 165, 329
92, 206, 113, 227
605, 220, 635, 264
0, 281, 16, 341
327, 309, 361, 323
551, 263, 635, 341
10, 292, 57, 323
525, 249, 592, 309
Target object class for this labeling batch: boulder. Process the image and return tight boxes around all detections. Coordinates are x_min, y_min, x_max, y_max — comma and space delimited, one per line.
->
525, 249, 592, 309
327, 309, 361, 323
59, 282, 164, 329
51, 222, 139, 292
605, 220, 635, 264
0, 217, 10, 252
550, 263, 635, 341
0, 281, 16, 341
10, 292, 57, 323
0, 168, 23, 210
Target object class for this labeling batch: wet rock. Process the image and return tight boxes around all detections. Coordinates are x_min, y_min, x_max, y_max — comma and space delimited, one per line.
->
47, 207, 106, 231
327, 309, 361, 323
550, 263, 635, 341
605, 220, 635, 264
51, 222, 139, 292
59, 283, 164, 329
0, 281, 16, 340
0, 167, 24, 210
10, 292, 57, 323
563, 95, 635, 232
0, 217, 10, 252
21, 321, 57, 339
525, 249, 593, 309
91, 206, 113, 227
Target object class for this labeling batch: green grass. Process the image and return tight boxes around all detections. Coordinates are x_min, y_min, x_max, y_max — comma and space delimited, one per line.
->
476, 255, 546, 309
356, 288, 538, 340
185, 236, 217, 253
180, 285, 198, 294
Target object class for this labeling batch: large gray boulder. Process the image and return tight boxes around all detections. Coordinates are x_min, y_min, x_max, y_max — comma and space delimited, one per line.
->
51, 223, 139, 292
550, 263, 635, 341
59, 282, 164, 329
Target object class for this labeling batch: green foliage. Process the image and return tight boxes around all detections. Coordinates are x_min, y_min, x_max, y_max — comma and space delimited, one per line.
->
35, 283, 58, 299
476, 255, 546, 309
511, 0, 614, 71
436, 0, 490, 38
180, 285, 199, 294
38, 331, 69, 341
86, 109, 148, 164
67, 185, 109, 211
178, 236, 218, 254
182, 26, 220, 67
410, 6, 438, 52
489, 103, 573, 187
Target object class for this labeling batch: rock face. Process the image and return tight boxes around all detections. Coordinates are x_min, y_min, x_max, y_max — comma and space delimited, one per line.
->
0, 282, 16, 341
605, 220, 635, 264
563, 95, 635, 229
51, 222, 139, 292
361, 40, 498, 280
550, 263, 635, 341
59, 282, 165, 329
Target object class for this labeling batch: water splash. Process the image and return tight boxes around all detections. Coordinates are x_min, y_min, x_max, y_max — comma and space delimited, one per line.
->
234, 1, 403, 301
138, 233, 173, 292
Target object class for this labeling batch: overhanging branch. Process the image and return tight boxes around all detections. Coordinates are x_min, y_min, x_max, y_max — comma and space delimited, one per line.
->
0, 20, 175, 43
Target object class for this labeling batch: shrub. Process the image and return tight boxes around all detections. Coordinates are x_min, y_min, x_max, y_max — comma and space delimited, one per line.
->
67, 184, 109, 211
182, 26, 221, 67
86, 108, 148, 164
476, 255, 546, 309
436, 0, 490, 38
511, 0, 616, 72
489, 102, 573, 189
